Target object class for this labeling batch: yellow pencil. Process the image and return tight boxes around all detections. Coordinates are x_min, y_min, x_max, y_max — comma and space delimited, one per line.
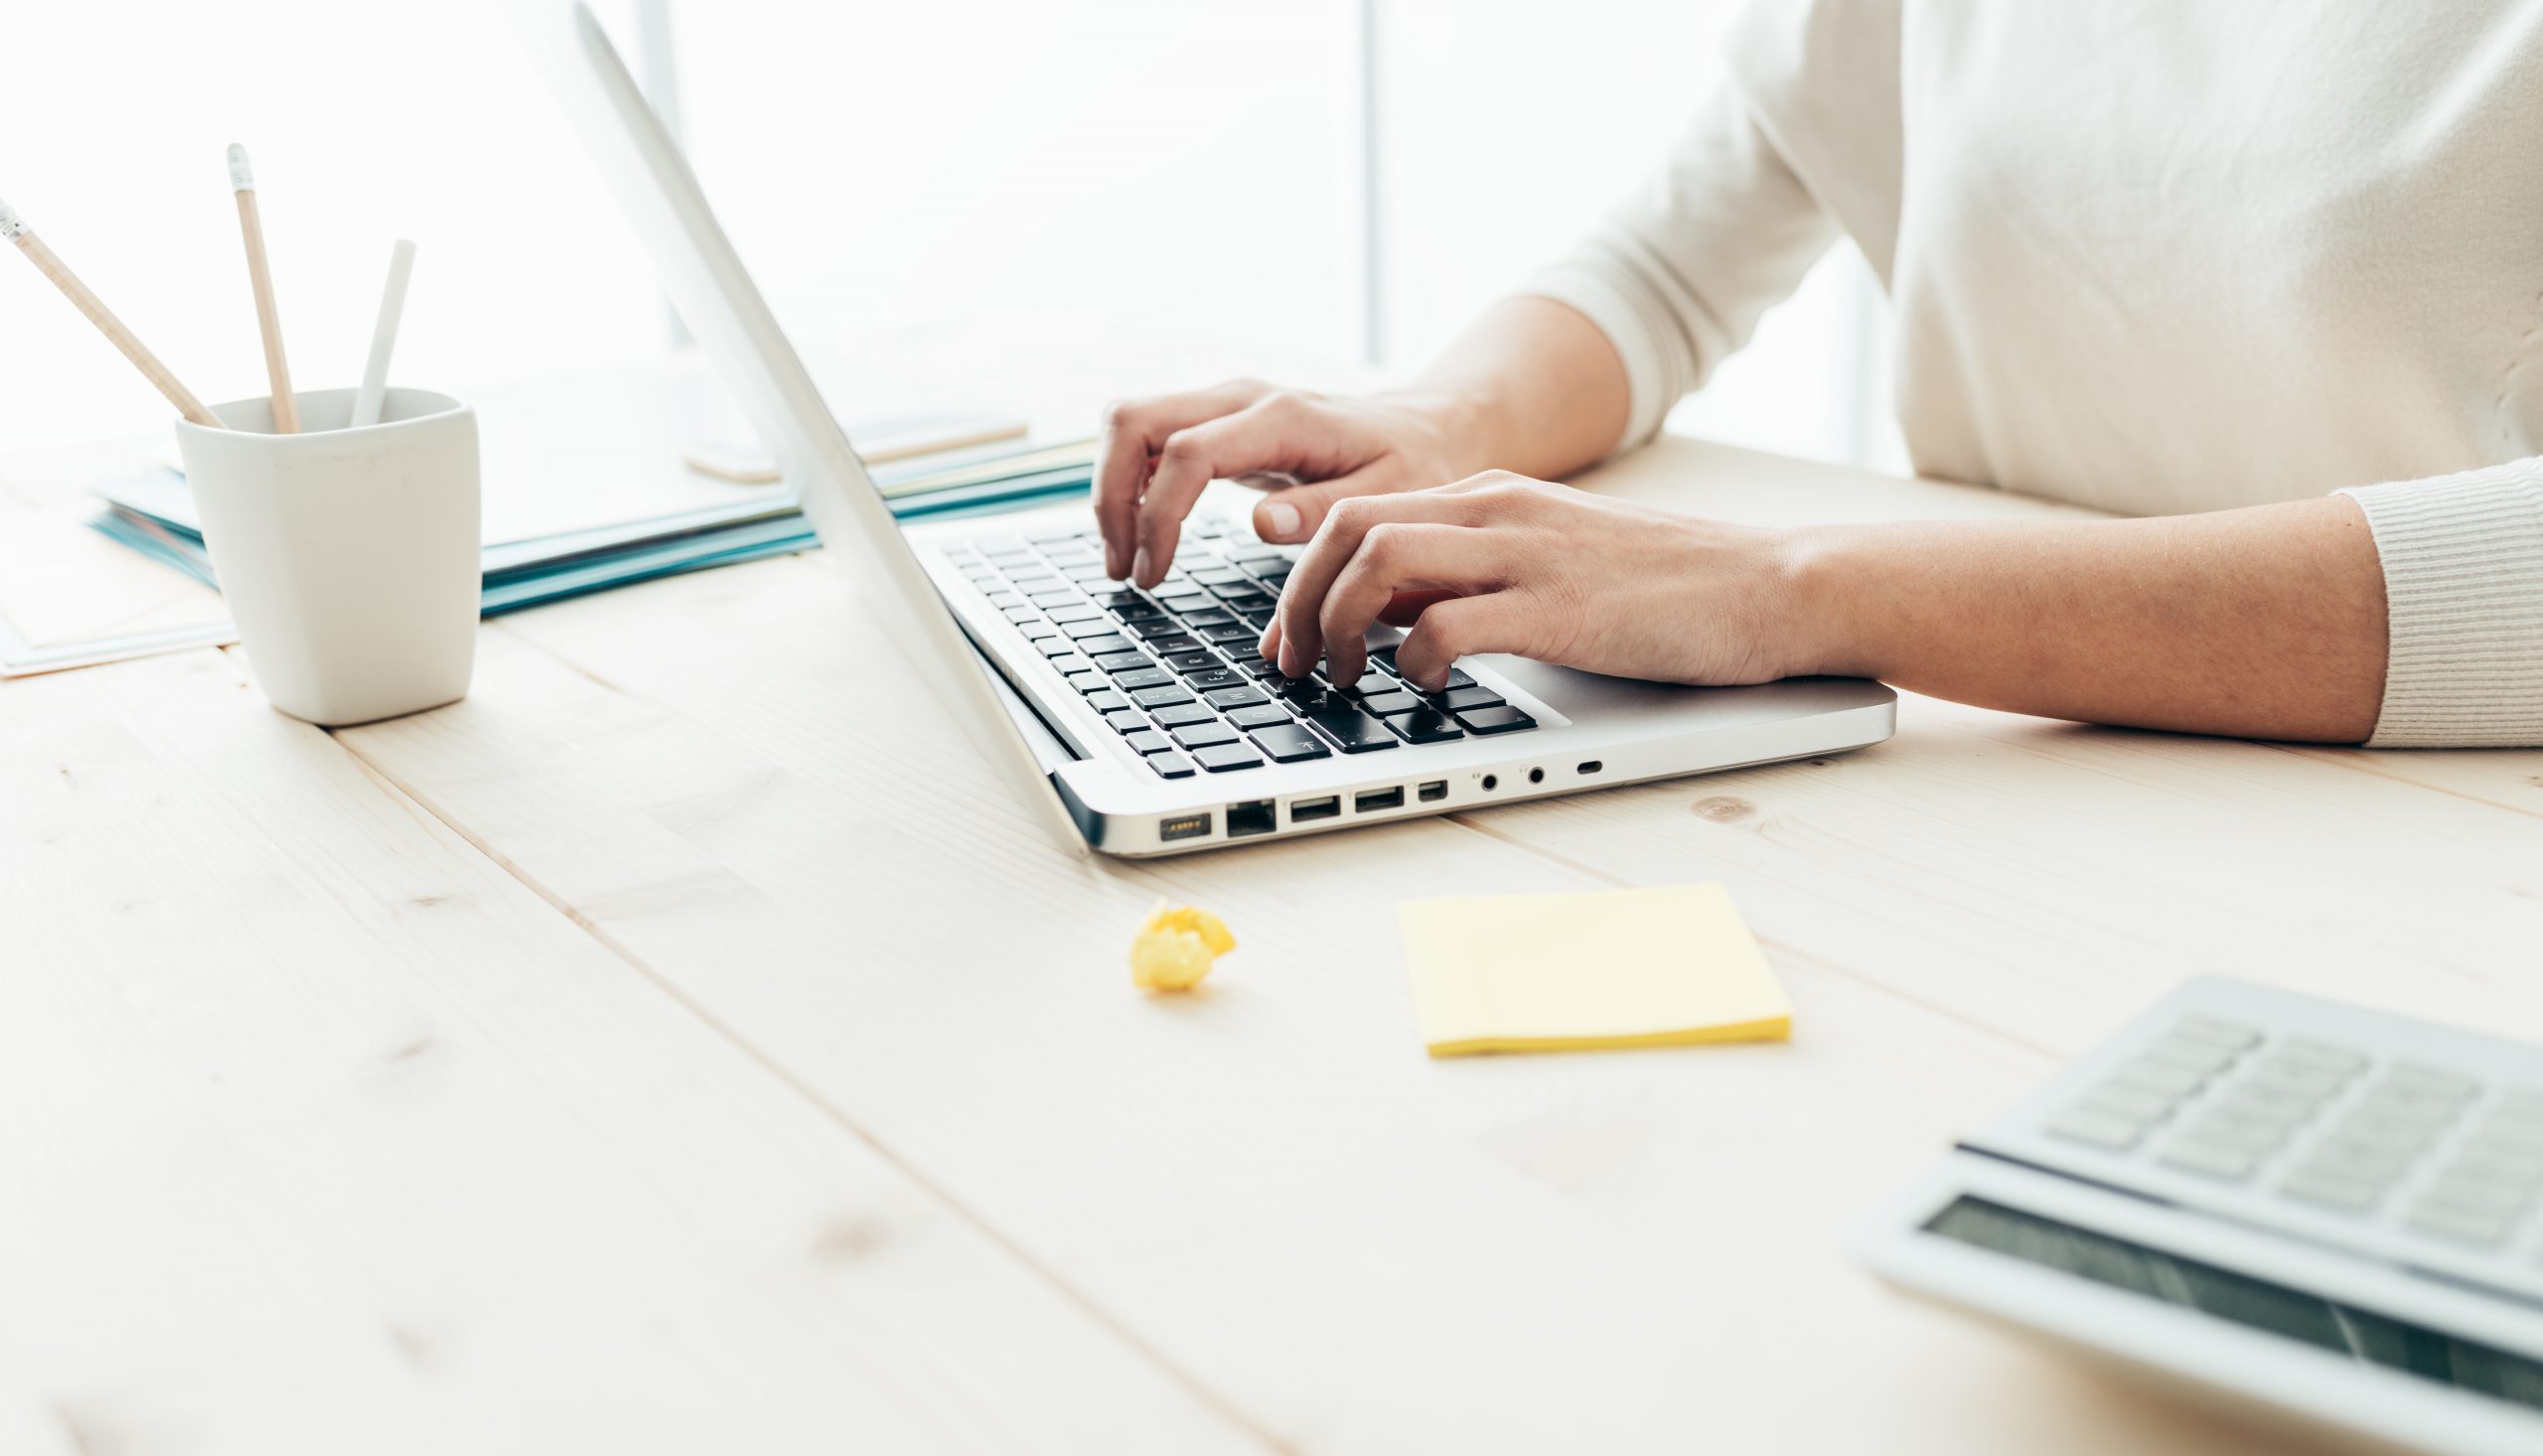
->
0, 194, 223, 428
226, 144, 299, 433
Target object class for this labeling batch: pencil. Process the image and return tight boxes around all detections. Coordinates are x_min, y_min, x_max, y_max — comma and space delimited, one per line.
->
227, 144, 299, 433
0, 194, 223, 428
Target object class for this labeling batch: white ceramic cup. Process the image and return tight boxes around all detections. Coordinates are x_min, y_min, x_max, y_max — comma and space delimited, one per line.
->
175, 387, 480, 727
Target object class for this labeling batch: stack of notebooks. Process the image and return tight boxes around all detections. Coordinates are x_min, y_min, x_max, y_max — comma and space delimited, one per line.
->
84, 434, 1095, 624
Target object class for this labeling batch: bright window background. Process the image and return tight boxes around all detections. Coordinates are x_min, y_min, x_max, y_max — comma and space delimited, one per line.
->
0, 0, 1893, 469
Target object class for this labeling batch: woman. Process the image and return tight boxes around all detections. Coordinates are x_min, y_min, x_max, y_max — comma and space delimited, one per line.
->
1091, 2, 2543, 747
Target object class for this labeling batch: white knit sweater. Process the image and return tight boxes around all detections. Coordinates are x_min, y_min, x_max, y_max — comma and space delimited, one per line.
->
1526, 0, 2543, 747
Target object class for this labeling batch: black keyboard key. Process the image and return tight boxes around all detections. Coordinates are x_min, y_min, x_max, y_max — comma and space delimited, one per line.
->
1194, 742, 1266, 773
1240, 657, 1288, 679
1224, 703, 1292, 729
1132, 683, 1197, 709
1442, 668, 1475, 688
1360, 690, 1421, 716
1204, 684, 1269, 710
1177, 607, 1235, 628
1127, 618, 1190, 641
1172, 721, 1240, 750
1442, 685, 1505, 712
1187, 667, 1246, 692
1123, 729, 1175, 755
1198, 623, 1259, 647
1305, 708, 1399, 753
1151, 702, 1217, 728
1161, 650, 1219, 673
1095, 589, 1148, 610
1455, 705, 1536, 735
1250, 724, 1329, 762
1092, 652, 1154, 674
1104, 709, 1146, 734
1142, 634, 1202, 655
1085, 689, 1130, 713
1155, 591, 1214, 615
1113, 668, 1175, 691
1276, 678, 1341, 713
1215, 587, 1273, 611
1251, 562, 1292, 586
1111, 600, 1165, 623
1389, 707, 1464, 744
1148, 753, 1195, 779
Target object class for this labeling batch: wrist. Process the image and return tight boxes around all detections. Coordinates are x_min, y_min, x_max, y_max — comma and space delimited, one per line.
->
1375, 383, 1498, 482
1773, 523, 1885, 680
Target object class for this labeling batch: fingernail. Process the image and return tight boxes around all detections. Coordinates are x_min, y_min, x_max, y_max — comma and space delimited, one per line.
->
1265, 501, 1302, 539
1130, 545, 1151, 583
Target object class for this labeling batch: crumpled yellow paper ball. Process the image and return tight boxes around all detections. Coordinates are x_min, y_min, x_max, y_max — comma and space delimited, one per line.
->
1131, 902, 1237, 991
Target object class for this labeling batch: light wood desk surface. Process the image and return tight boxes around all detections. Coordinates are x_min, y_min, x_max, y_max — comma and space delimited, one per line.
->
7, 403, 2543, 1455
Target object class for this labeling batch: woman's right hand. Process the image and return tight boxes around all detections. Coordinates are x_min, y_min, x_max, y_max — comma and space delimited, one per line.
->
1092, 378, 1481, 587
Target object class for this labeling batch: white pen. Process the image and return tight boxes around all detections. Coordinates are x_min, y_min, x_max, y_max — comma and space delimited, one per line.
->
351, 239, 417, 428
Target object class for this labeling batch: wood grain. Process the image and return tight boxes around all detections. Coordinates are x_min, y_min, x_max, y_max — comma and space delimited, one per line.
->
331, 531, 2341, 1454
15, 426, 2531, 1453
0, 649, 1260, 1455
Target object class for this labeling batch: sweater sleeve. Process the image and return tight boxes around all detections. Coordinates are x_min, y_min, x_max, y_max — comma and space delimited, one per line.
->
2337, 460, 2543, 747
1517, 65, 1838, 458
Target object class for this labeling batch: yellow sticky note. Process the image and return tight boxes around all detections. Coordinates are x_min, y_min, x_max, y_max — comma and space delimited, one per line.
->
1395, 882, 1791, 1057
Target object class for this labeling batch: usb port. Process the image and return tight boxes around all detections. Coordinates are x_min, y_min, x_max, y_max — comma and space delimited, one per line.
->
1355, 786, 1405, 813
1227, 800, 1276, 837
1159, 812, 1212, 842
1417, 780, 1447, 802
1289, 795, 1340, 823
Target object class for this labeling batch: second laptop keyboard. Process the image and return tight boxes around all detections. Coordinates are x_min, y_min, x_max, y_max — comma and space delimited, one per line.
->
941, 516, 1538, 778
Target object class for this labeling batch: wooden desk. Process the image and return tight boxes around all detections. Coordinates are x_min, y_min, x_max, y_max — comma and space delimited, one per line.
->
8, 430, 2541, 1455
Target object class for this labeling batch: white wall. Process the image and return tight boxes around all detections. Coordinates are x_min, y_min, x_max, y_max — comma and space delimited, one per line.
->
0, 1, 1892, 468
0, 1, 1355, 447
1373, 0, 1894, 468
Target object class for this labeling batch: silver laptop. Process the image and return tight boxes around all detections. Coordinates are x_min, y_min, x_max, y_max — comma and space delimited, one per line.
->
522, 3, 1896, 858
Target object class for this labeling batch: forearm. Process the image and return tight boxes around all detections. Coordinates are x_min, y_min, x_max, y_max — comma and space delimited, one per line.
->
1787, 496, 2389, 742
1396, 297, 1632, 484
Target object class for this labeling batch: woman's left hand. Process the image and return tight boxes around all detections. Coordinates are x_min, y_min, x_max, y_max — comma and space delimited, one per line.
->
1259, 471, 1818, 693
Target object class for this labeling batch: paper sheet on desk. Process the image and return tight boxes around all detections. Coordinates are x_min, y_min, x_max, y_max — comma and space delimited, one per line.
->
1396, 882, 1791, 1058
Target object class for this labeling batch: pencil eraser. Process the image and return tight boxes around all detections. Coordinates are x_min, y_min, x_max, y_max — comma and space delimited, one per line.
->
226, 144, 254, 192
0, 198, 24, 241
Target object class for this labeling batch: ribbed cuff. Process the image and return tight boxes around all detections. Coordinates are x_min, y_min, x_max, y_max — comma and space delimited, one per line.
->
2338, 461, 2543, 748
1517, 256, 1687, 460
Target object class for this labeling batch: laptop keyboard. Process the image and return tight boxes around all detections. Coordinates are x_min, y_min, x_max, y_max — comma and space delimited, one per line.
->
940, 517, 1537, 777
